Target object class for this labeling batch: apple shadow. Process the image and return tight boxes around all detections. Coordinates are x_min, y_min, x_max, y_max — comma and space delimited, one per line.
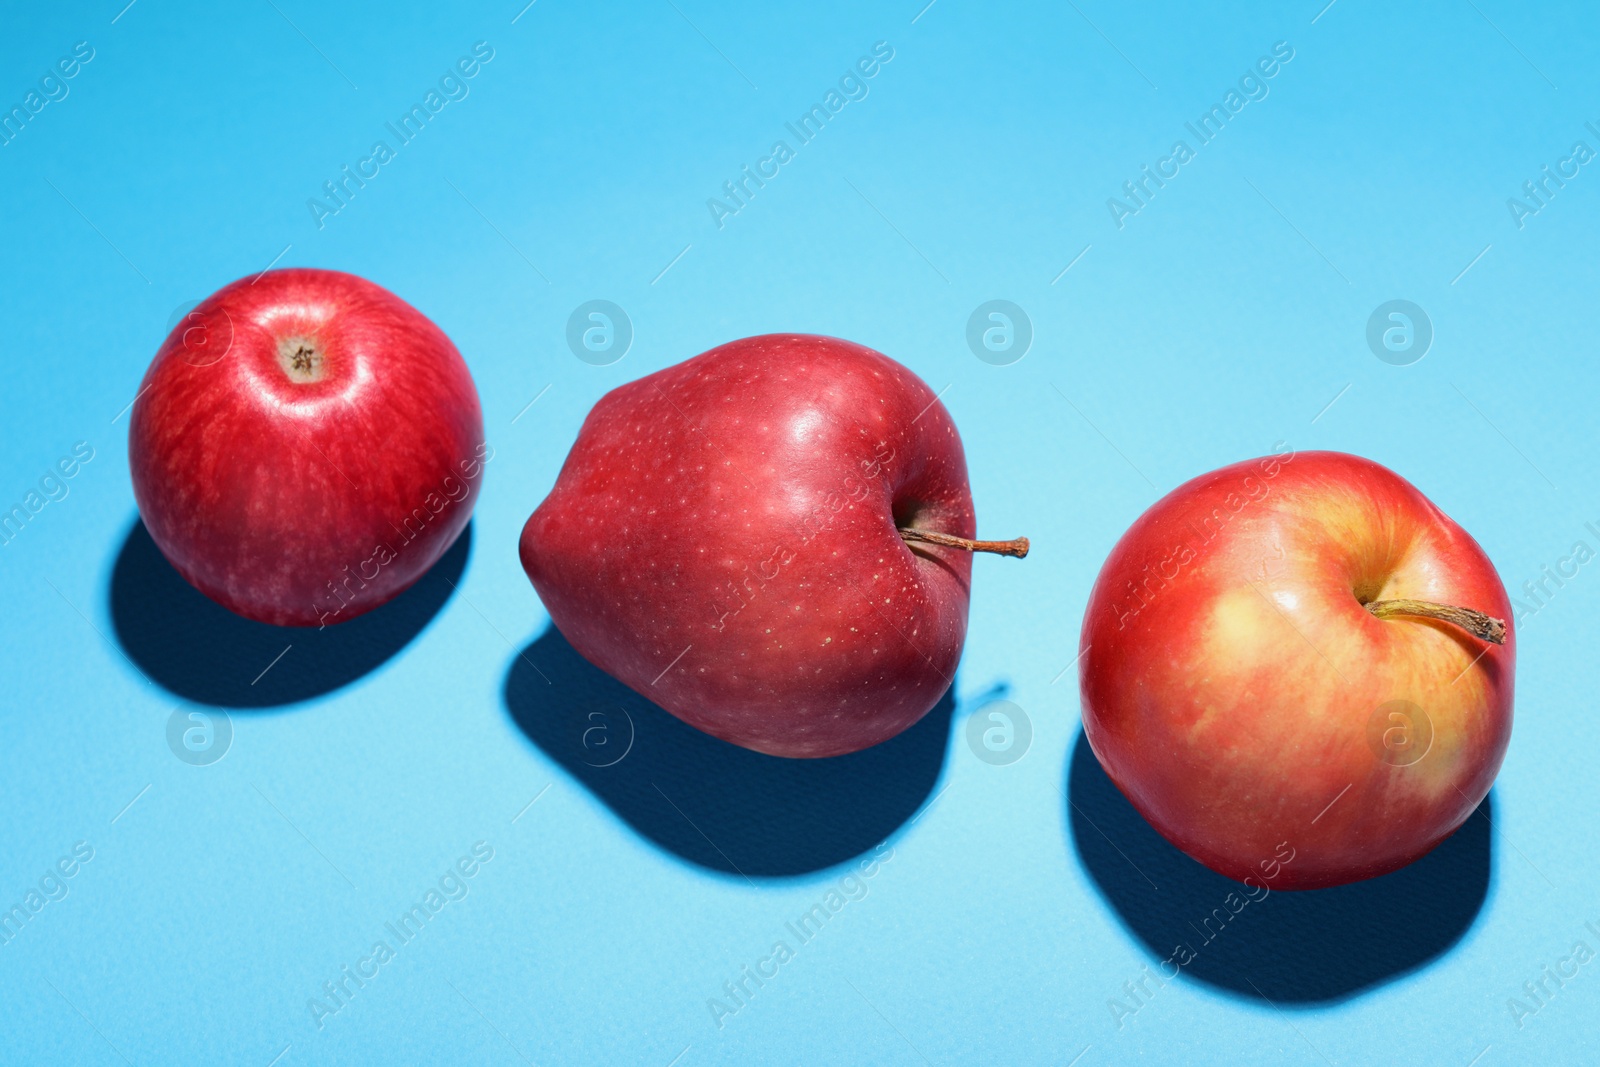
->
502, 625, 953, 878
109, 516, 470, 708
1066, 727, 1491, 1004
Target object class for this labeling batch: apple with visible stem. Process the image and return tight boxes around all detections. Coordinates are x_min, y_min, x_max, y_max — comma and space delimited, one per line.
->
519, 334, 1027, 758
1078, 449, 1513, 890
130, 268, 485, 628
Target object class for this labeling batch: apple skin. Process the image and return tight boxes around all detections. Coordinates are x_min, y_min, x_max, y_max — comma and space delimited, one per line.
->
129, 268, 485, 627
520, 334, 976, 758
1079, 449, 1514, 890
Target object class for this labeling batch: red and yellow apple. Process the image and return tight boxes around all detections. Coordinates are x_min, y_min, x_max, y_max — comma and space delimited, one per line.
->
1079, 449, 1513, 889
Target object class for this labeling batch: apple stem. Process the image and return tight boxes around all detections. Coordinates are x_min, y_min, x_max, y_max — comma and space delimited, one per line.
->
1364, 598, 1507, 645
897, 528, 1030, 559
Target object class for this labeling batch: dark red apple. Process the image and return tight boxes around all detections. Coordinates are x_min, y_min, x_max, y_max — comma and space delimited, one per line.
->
1079, 449, 1514, 889
130, 268, 485, 627
519, 334, 1026, 758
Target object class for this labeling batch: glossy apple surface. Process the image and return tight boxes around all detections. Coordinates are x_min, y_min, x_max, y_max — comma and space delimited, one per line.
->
130, 268, 485, 627
1079, 449, 1514, 889
520, 334, 982, 758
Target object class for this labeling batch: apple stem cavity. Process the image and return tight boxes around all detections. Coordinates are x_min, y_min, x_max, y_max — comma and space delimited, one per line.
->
897, 528, 1030, 559
1364, 598, 1507, 645
276, 336, 327, 383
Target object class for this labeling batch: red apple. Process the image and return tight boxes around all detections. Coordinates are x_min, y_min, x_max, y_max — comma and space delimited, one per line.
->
519, 334, 1027, 758
1079, 449, 1514, 889
130, 268, 485, 627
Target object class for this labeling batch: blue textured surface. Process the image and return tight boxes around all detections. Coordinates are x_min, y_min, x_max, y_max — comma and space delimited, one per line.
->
2, 1, 1597, 1063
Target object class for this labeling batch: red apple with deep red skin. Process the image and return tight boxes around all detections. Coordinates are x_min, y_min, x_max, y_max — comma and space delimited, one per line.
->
130, 268, 485, 627
1079, 449, 1513, 890
519, 334, 1026, 758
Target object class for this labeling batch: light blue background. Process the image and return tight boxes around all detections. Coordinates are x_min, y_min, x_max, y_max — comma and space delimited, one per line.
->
2, 0, 1597, 1063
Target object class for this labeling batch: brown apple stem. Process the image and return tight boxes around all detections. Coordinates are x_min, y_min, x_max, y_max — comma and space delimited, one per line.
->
897, 528, 1030, 559
1364, 598, 1507, 645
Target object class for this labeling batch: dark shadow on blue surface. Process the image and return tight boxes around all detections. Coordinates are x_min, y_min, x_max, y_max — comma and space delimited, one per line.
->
1067, 727, 1491, 1003
503, 624, 953, 877
109, 516, 469, 708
